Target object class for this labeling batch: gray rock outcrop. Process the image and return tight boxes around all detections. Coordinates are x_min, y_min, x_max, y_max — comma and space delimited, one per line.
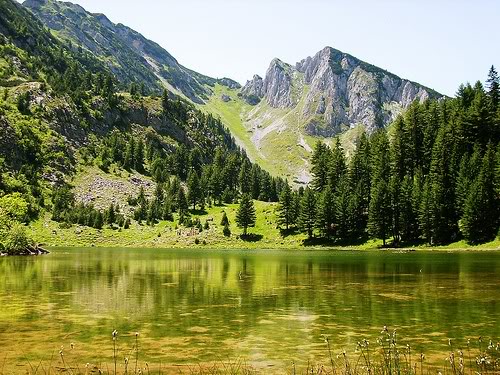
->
241, 46, 440, 136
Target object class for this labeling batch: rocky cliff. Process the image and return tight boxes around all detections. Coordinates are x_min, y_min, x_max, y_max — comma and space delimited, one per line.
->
241, 46, 441, 135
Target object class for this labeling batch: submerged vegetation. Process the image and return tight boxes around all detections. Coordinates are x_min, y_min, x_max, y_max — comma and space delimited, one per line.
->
6, 328, 498, 375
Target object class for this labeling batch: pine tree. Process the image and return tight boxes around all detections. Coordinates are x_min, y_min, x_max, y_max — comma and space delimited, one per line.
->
187, 172, 202, 210
259, 173, 272, 202
123, 138, 135, 170
299, 187, 317, 239
236, 194, 256, 236
250, 164, 261, 200
276, 183, 294, 230
348, 133, 371, 239
105, 203, 116, 225
177, 188, 189, 225
210, 166, 223, 205
328, 139, 347, 192
368, 180, 392, 246
221, 211, 230, 227
428, 124, 458, 244
334, 177, 351, 241
367, 131, 392, 246
461, 145, 497, 243
311, 141, 329, 191
486, 65, 499, 111
239, 160, 252, 195
161, 89, 170, 113
398, 175, 418, 242
93, 211, 104, 230
134, 139, 145, 172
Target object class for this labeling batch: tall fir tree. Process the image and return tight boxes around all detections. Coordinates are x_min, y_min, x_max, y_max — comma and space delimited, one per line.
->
239, 160, 252, 195
311, 141, 330, 191
368, 131, 392, 246
315, 185, 335, 238
236, 194, 256, 236
461, 145, 498, 243
187, 171, 202, 210
277, 183, 295, 230
328, 139, 347, 192
299, 187, 317, 239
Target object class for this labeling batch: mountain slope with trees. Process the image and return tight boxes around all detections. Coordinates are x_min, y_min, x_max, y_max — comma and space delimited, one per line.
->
0, 0, 285, 253
23, 0, 240, 103
280, 67, 499, 246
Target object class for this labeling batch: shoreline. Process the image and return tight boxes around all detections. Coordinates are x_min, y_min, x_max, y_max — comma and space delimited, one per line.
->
0, 244, 50, 257
41, 243, 500, 252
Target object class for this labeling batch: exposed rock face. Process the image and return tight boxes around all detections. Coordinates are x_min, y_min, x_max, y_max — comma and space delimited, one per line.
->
242, 46, 440, 136
218, 78, 241, 90
263, 58, 295, 108
23, 0, 236, 103
241, 75, 265, 105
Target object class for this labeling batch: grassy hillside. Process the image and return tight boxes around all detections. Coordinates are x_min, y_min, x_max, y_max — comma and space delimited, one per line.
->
203, 84, 314, 184
203, 85, 370, 184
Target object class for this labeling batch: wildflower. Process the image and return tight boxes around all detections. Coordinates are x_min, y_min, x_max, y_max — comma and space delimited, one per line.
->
70, 343, 75, 350
112, 329, 118, 339
85, 363, 89, 368
135, 332, 139, 337
381, 325, 388, 333
448, 338, 452, 347
125, 358, 129, 364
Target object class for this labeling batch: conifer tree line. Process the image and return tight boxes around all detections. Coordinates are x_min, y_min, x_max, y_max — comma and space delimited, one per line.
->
52, 122, 287, 229
278, 67, 500, 245
124, 145, 286, 229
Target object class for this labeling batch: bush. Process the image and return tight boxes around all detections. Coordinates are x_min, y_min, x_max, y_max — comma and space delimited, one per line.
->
4, 223, 32, 255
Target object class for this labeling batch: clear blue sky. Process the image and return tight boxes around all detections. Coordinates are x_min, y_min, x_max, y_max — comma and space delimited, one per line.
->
25, 0, 500, 96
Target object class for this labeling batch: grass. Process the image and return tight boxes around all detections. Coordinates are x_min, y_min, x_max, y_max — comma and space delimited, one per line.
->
202, 84, 370, 186
28, 201, 307, 249
202, 84, 319, 183
5, 328, 499, 375
28, 199, 500, 251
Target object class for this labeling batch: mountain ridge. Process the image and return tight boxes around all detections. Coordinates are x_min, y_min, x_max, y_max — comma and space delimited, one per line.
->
241, 46, 442, 135
20, 0, 444, 181
23, 0, 240, 103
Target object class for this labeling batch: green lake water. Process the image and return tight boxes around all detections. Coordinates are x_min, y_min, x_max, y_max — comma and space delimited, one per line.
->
0, 248, 499, 373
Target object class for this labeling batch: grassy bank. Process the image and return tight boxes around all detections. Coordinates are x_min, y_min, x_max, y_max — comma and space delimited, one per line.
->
27, 200, 500, 251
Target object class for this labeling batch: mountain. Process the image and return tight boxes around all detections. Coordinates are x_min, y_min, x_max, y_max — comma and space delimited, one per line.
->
1, 0, 285, 249
23, 0, 240, 103
204, 47, 442, 182
20, 0, 443, 183
241, 47, 441, 135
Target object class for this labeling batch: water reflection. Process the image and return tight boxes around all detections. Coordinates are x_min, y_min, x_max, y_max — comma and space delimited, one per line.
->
0, 249, 499, 372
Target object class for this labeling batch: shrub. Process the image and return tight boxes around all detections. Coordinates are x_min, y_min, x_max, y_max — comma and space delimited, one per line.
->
4, 223, 32, 255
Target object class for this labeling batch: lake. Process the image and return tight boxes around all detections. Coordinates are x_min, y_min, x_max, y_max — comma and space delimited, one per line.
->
0, 248, 499, 373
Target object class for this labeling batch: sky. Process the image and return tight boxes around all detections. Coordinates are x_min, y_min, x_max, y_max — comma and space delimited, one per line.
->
24, 0, 500, 96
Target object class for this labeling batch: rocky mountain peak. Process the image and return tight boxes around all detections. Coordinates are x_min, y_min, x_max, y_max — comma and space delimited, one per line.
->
240, 46, 441, 136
